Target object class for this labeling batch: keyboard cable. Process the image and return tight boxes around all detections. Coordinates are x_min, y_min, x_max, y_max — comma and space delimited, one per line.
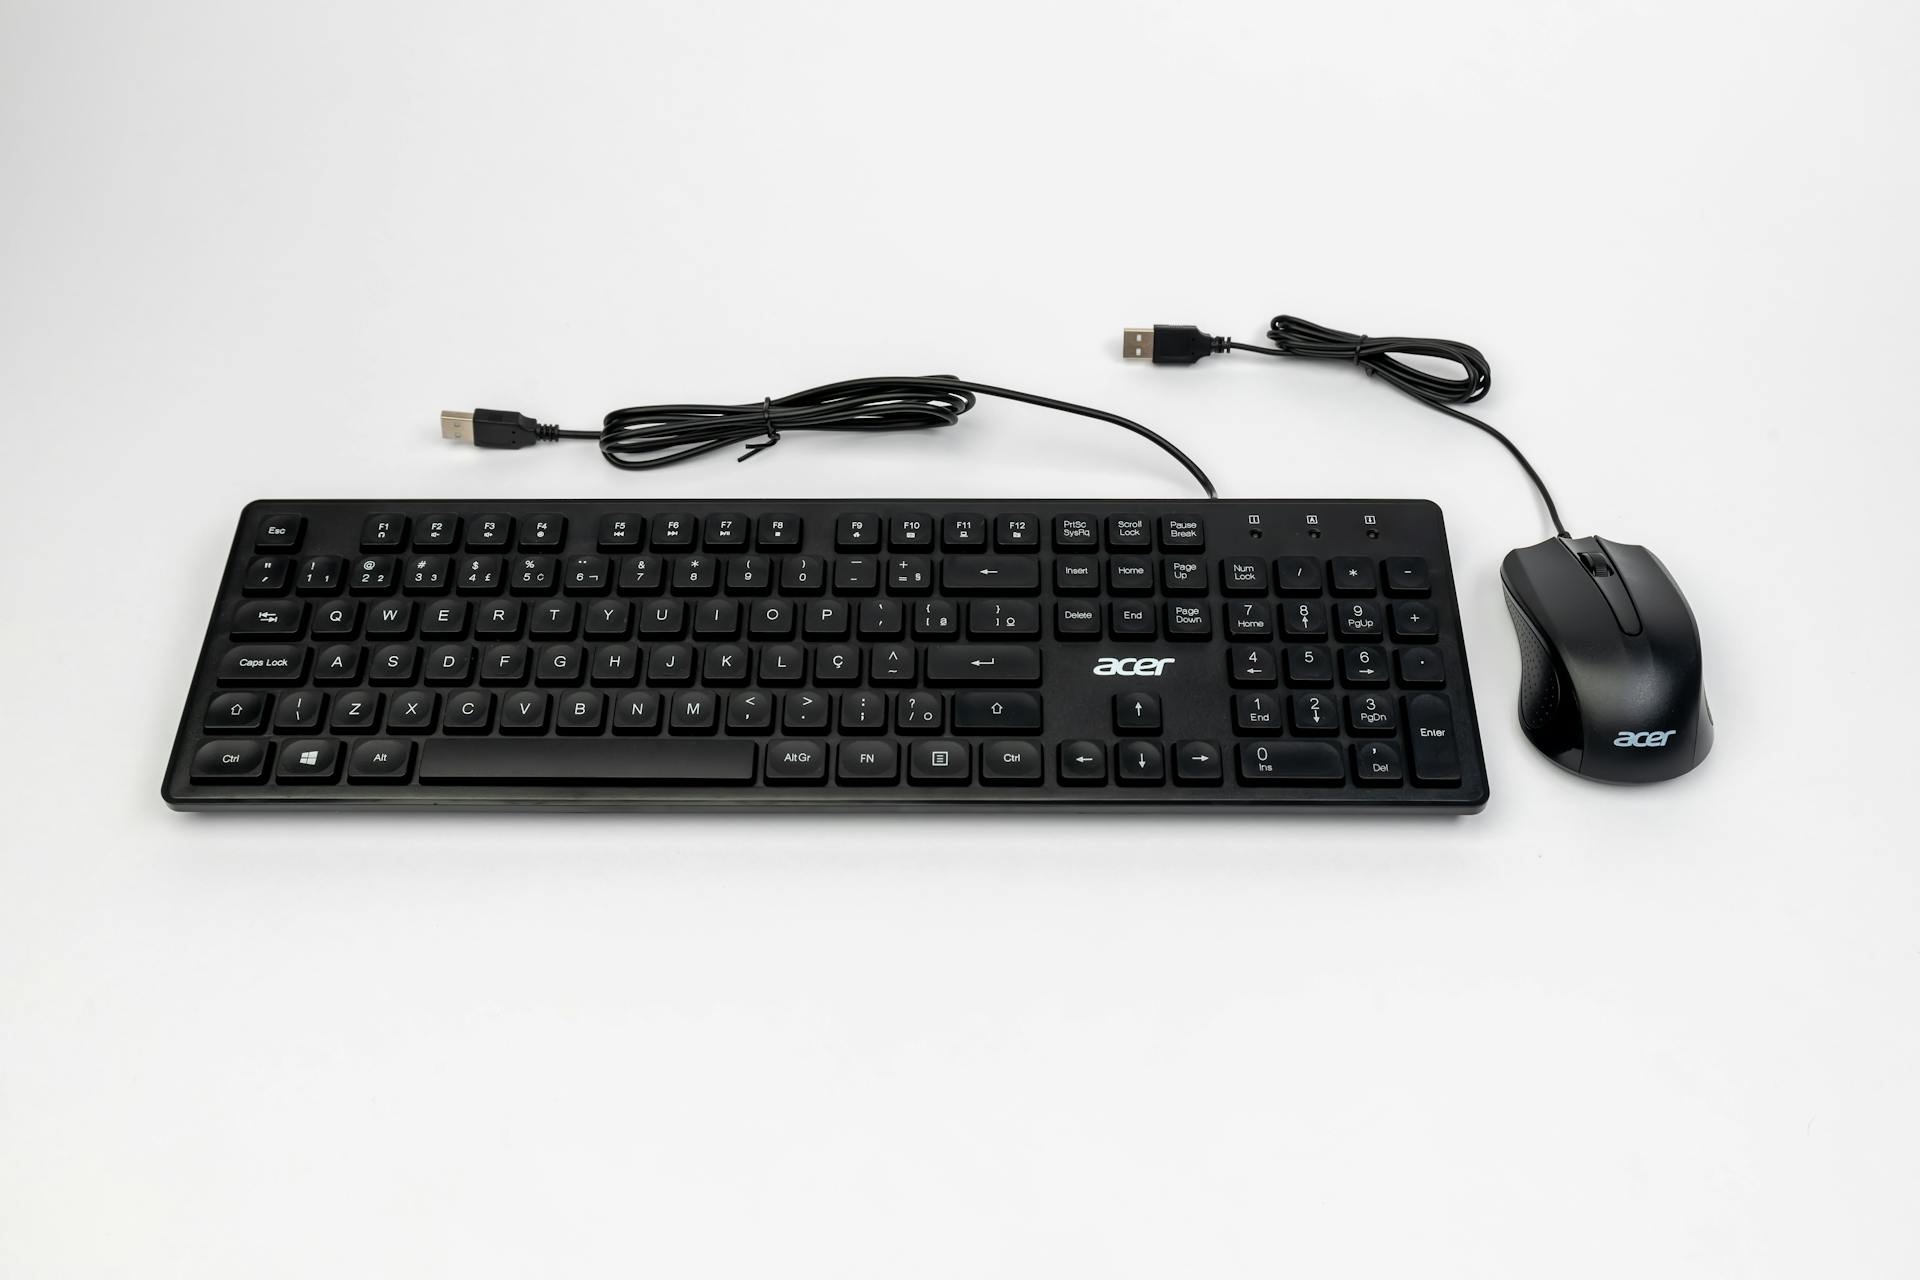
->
1122, 314, 1572, 538
440, 376, 1219, 499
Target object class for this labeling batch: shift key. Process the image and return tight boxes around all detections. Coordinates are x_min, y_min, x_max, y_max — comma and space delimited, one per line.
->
1405, 693, 1461, 784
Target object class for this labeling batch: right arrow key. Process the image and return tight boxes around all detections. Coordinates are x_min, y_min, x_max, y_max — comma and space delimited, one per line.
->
1174, 741, 1223, 785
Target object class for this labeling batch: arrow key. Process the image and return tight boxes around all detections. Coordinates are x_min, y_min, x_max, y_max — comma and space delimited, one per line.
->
1113, 691, 1161, 734
1173, 741, 1223, 785
1058, 740, 1107, 786
1116, 740, 1165, 785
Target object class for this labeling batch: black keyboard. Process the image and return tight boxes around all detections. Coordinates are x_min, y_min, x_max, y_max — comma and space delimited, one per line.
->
163, 500, 1489, 811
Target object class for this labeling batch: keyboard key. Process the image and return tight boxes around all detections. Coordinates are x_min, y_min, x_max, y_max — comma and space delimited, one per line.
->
276, 738, 342, 783
1391, 602, 1439, 641
1115, 741, 1165, 785
1236, 741, 1343, 785
838, 740, 900, 784
909, 739, 970, 784
1165, 602, 1211, 639
520, 515, 566, 549
1398, 647, 1446, 686
981, 740, 1043, 785
232, 600, 305, 637
243, 556, 291, 594
559, 692, 607, 734
1282, 600, 1327, 639
1285, 646, 1332, 686
1158, 515, 1205, 549
889, 514, 933, 549
1233, 692, 1283, 734
1058, 740, 1107, 785
1340, 647, 1390, 686
1406, 693, 1462, 784
360, 514, 406, 550
205, 691, 267, 732
954, 690, 1042, 733
839, 691, 887, 733
218, 645, 308, 685
1384, 557, 1431, 596
756, 514, 802, 548
1337, 601, 1385, 640
192, 739, 270, 782
1173, 740, 1223, 785
413, 515, 459, 550
942, 556, 1039, 594
599, 514, 645, 552
895, 691, 944, 733
783, 691, 831, 731
442, 690, 493, 732
703, 513, 748, 548
994, 515, 1038, 550
1353, 742, 1404, 786
1274, 557, 1323, 596
727, 690, 774, 733
1114, 691, 1160, 734
418, 739, 757, 785
941, 514, 986, 549
386, 690, 437, 732
836, 514, 881, 550
272, 690, 325, 732
968, 600, 1039, 637
255, 514, 303, 551
1109, 602, 1154, 639
926, 644, 1041, 685
1329, 557, 1377, 595
467, 515, 512, 549
1348, 693, 1398, 734
1289, 692, 1338, 734
500, 691, 551, 733
1052, 515, 1098, 549
347, 739, 413, 784
1106, 515, 1150, 549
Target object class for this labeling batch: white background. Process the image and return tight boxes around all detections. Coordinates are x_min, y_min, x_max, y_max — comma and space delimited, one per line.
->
2, 0, 1915, 1274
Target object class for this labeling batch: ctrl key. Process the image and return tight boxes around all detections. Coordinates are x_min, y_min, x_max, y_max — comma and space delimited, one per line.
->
191, 739, 270, 783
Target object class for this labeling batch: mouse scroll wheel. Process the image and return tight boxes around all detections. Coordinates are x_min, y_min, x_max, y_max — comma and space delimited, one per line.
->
1578, 552, 1616, 578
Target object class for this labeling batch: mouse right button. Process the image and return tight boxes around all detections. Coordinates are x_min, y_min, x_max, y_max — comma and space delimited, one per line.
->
1405, 693, 1462, 785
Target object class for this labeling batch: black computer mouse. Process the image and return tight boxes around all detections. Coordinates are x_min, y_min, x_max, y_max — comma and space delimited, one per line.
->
1500, 535, 1713, 783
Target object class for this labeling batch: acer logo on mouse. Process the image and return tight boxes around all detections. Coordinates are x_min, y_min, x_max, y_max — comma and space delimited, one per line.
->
1092, 656, 1177, 677
1613, 729, 1678, 748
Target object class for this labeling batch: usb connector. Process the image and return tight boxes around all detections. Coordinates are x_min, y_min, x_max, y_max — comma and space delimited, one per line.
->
439, 408, 556, 449
1120, 325, 1225, 364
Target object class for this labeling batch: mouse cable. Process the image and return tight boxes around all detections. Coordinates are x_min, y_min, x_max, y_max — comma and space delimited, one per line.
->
1123, 315, 1570, 538
440, 375, 1218, 499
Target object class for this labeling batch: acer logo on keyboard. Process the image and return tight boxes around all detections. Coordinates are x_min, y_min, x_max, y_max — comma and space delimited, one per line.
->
1612, 729, 1678, 748
1092, 657, 1177, 677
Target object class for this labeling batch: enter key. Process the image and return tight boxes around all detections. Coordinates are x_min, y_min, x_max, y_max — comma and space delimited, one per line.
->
1405, 692, 1461, 785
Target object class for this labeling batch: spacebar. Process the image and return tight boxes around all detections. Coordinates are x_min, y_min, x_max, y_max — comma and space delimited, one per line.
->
419, 740, 756, 785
